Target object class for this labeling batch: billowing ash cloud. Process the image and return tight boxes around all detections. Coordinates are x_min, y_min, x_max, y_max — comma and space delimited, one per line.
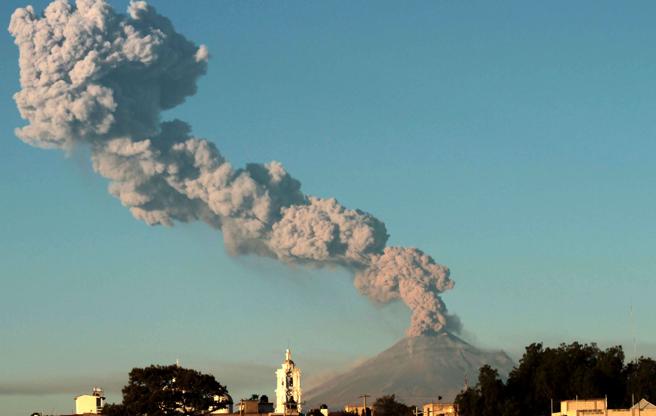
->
354, 247, 459, 336
9, 0, 457, 336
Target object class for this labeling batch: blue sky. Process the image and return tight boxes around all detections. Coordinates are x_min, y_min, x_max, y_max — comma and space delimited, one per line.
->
2, 0, 656, 414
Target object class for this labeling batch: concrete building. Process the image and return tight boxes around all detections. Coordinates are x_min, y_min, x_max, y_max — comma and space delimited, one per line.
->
275, 349, 302, 414
552, 398, 656, 416
235, 395, 275, 415
74, 387, 105, 415
423, 402, 457, 416
345, 401, 456, 416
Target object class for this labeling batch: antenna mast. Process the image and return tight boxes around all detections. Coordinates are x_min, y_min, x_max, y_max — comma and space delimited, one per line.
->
630, 305, 637, 361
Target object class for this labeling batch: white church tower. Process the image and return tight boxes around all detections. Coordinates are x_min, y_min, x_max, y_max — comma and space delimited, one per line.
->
275, 349, 302, 414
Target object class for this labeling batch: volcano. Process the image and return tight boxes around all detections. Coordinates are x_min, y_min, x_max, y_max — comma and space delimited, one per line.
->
305, 332, 514, 408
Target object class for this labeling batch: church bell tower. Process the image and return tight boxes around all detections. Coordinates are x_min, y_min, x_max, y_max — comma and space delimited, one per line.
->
275, 349, 302, 414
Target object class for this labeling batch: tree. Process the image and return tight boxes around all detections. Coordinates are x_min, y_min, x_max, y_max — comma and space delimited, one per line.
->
101, 403, 127, 416
454, 386, 483, 416
103, 364, 228, 416
373, 394, 413, 416
625, 357, 656, 405
455, 342, 656, 416
455, 365, 514, 416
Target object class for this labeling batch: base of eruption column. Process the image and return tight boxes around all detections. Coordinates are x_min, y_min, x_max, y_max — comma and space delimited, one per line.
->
304, 331, 514, 408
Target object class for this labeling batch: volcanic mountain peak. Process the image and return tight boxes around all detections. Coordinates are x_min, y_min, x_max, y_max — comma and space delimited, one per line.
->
305, 332, 514, 409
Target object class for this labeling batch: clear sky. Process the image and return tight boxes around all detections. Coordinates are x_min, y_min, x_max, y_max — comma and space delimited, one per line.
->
2, 0, 656, 415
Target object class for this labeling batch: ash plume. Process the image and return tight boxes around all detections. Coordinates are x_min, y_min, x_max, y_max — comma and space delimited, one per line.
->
9, 0, 457, 336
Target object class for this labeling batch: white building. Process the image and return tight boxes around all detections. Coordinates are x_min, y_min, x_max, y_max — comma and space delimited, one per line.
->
75, 387, 105, 414
424, 402, 458, 416
552, 398, 656, 416
275, 349, 302, 414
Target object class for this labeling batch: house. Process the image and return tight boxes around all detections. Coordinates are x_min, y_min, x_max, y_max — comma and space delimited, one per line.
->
344, 404, 372, 415
74, 387, 105, 415
423, 402, 457, 416
552, 398, 656, 416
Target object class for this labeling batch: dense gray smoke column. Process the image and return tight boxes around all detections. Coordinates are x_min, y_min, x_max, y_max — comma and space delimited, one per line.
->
9, 0, 457, 336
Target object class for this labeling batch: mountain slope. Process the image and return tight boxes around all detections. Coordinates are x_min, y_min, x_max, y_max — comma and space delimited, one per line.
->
305, 332, 514, 408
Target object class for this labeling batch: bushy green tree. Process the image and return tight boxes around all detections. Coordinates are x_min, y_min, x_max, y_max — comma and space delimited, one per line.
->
101, 403, 127, 416
625, 357, 656, 405
455, 365, 517, 416
373, 394, 412, 416
456, 342, 656, 416
102, 364, 228, 416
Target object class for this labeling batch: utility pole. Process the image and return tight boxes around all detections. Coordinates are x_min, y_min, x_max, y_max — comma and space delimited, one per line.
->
359, 394, 370, 416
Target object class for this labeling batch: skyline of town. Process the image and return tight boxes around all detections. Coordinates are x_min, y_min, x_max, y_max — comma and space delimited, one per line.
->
23, 342, 656, 416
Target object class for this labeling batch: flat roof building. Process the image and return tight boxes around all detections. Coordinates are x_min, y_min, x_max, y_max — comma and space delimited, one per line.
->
423, 402, 457, 416
553, 398, 656, 416
74, 387, 105, 415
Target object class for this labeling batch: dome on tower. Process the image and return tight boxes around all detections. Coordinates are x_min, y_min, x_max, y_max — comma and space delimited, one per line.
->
215, 392, 233, 405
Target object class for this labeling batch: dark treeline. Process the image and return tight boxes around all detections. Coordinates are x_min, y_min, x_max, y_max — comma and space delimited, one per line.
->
455, 342, 656, 416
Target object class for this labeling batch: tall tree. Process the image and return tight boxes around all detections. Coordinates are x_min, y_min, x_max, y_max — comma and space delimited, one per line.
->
103, 364, 228, 416
456, 342, 655, 416
625, 357, 656, 405
373, 394, 413, 416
